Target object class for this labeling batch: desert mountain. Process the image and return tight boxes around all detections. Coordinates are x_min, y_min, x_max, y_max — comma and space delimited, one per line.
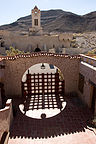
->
0, 10, 96, 33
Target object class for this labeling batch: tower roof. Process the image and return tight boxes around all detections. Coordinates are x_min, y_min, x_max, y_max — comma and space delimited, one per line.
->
34, 6, 38, 10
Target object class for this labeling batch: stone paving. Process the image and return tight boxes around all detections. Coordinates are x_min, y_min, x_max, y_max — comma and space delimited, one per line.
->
8, 95, 96, 144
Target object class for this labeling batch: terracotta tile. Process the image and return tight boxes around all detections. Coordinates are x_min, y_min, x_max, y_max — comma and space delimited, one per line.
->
8, 96, 96, 144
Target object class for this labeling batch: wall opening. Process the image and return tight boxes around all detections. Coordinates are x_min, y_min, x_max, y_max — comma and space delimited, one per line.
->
34, 19, 38, 26
34, 44, 41, 52
20, 63, 66, 119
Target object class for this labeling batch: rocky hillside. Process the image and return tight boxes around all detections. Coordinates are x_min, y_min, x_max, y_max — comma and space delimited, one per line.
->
0, 10, 96, 33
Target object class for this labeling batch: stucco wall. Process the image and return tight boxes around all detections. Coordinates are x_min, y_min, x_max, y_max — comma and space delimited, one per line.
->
0, 88, 2, 108
78, 61, 96, 108
3, 54, 79, 98
0, 99, 13, 141
0, 60, 5, 108
0, 30, 73, 53
4, 35, 71, 51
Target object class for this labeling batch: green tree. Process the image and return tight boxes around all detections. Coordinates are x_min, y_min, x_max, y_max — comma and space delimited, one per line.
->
6, 46, 30, 56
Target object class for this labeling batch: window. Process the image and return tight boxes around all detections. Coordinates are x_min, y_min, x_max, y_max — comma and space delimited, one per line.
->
49, 64, 54, 69
34, 19, 38, 26
1, 41, 4, 47
78, 73, 84, 93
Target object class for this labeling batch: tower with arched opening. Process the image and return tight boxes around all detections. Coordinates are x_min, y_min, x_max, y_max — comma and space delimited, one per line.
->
29, 6, 43, 35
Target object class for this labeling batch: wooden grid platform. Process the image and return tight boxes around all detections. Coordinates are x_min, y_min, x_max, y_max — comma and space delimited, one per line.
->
22, 72, 65, 112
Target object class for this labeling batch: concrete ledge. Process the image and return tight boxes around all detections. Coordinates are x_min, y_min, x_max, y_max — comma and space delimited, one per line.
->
87, 126, 96, 135
6, 99, 12, 106
0, 132, 9, 144
0, 99, 13, 142
80, 54, 96, 67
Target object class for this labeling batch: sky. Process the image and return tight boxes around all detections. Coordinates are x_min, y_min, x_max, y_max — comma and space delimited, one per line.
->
0, 0, 96, 26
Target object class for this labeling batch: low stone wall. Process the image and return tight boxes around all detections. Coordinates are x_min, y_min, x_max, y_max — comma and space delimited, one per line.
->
0, 99, 13, 142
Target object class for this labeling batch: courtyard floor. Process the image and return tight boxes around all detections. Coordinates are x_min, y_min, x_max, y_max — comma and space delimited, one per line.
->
8, 95, 96, 144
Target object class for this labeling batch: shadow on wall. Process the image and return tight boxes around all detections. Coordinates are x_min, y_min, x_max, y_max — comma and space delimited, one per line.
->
9, 95, 93, 139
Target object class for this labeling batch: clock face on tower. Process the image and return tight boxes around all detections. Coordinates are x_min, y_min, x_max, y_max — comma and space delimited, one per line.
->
34, 10, 38, 16
35, 11, 38, 14
32, 6, 40, 15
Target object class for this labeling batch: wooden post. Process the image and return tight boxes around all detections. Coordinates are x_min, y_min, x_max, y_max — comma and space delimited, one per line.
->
55, 72, 59, 96
21, 82, 24, 97
26, 73, 31, 97
42, 73, 45, 109
62, 80, 65, 98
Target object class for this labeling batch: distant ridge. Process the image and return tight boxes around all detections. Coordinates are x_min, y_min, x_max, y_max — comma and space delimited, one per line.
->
0, 10, 96, 33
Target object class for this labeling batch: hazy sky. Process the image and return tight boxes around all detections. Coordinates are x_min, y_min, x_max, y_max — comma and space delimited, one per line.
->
0, 0, 96, 26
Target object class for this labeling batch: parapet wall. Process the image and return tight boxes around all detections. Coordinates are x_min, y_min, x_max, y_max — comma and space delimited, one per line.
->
1, 53, 80, 98
0, 99, 13, 141
78, 54, 96, 114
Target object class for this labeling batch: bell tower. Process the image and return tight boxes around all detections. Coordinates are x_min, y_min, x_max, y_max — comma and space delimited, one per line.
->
29, 6, 43, 35
32, 6, 41, 28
